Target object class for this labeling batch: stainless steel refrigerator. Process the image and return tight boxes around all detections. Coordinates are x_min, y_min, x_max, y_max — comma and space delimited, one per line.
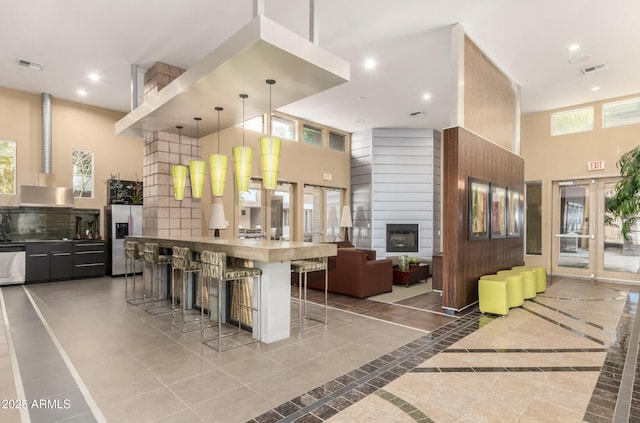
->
105, 204, 142, 276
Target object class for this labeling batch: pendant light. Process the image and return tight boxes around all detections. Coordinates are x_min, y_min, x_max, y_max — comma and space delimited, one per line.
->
209, 106, 228, 197
189, 117, 206, 199
260, 79, 281, 190
171, 125, 187, 201
233, 94, 252, 193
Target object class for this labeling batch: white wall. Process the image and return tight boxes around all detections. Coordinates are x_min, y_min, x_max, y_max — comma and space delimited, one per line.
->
351, 128, 440, 258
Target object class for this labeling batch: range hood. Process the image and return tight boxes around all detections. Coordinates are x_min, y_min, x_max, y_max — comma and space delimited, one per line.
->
20, 185, 74, 208
20, 93, 75, 208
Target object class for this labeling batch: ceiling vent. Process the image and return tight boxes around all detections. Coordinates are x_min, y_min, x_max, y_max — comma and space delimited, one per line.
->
17, 58, 44, 71
581, 63, 608, 75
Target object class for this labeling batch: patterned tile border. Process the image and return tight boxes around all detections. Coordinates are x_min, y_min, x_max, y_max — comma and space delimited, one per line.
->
250, 282, 640, 423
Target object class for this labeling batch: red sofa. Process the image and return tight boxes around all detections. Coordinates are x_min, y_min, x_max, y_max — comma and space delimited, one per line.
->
301, 248, 393, 299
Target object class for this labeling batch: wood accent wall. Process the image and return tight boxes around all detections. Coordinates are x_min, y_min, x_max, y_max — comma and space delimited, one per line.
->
442, 127, 524, 311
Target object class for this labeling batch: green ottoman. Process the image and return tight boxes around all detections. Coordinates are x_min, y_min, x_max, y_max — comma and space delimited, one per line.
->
512, 266, 547, 293
498, 269, 536, 299
478, 278, 509, 316
481, 273, 524, 308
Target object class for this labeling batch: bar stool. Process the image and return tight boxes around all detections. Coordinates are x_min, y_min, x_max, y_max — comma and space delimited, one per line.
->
200, 251, 261, 352
290, 257, 328, 332
143, 243, 173, 315
171, 246, 202, 332
124, 241, 145, 305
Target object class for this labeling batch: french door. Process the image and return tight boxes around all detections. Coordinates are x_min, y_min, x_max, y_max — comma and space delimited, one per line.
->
552, 178, 640, 282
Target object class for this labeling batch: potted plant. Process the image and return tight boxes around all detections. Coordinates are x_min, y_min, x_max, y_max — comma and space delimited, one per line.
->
606, 146, 640, 241
127, 178, 143, 204
108, 173, 126, 203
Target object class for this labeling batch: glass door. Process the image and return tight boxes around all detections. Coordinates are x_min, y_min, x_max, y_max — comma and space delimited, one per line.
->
552, 178, 640, 282
552, 180, 594, 278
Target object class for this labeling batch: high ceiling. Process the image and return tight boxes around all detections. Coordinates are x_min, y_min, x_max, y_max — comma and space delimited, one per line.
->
2, 0, 639, 134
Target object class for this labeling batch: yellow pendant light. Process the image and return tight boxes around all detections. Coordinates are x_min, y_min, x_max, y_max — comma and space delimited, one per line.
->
233, 93, 252, 193
189, 117, 206, 199
209, 106, 228, 197
260, 79, 281, 190
171, 125, 188, 201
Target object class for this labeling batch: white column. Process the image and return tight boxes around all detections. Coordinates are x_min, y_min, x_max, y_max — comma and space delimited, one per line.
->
254, 260, 291, 343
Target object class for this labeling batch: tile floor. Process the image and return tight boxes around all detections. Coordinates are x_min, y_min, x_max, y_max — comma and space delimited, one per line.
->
0, 275, 637, 422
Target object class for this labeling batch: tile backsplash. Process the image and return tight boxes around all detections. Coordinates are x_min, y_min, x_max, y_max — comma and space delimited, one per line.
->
0, 207, 101, 241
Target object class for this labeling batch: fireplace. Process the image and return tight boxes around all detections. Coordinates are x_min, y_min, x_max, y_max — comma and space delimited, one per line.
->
386, 224, 419, 253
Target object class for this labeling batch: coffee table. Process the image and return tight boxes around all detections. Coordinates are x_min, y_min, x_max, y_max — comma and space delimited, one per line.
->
392, 264, 429, 287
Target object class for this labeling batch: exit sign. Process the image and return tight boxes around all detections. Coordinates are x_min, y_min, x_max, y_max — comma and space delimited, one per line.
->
587, 160, 605, 171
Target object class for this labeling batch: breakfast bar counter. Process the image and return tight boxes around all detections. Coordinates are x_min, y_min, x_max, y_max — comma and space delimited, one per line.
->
126, 235, 336, 343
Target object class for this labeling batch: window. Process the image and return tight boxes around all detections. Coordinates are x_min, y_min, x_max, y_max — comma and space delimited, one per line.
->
272, 182, 293, 240
238, 180, 263, 239
72, 149, 94, 198
272, 115, 296, 140
525, 181, 542, 255
329, 132, 346, 152
603, 97, 640, 128
551, 107, 594, 136
242, 116, 264, 133
302, 124, 323, 147
0, 140, 16, 195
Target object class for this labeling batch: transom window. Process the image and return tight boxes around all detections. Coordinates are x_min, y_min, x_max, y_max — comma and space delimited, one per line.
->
551, 107, 594, 136
603, 97, 640, 128
272, 115, 296, 140
302, 124, 323, 147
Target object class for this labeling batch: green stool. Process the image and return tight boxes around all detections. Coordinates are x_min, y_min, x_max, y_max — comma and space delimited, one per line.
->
481, 273, 524, 308
498, 269, 536, 299
478, 278, 509, 316
512, 266, 547, 293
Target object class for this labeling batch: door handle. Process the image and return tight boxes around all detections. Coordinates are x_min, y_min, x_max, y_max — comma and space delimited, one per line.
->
554, 233, 591, 238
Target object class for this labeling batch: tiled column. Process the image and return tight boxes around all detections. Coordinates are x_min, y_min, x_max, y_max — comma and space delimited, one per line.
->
142, 130, 202, 237
140, 61, 201, 238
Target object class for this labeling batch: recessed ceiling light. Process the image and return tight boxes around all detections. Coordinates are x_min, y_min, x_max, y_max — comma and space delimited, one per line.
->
88, 72, 100, 82
568, 44, 580, 52
354, 119, 366, 124
364, 59, 376, 70
590, 86, 601, 92
358, 96, 367, 101
423, 93, 432, 101
77, 89, 87, 97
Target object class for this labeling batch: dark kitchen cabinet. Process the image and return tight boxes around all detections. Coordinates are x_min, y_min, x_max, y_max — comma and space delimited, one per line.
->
25, 243, 50, 283
26, 241, 73, 284
50, 244, 73, 281
72, 241, 105, 278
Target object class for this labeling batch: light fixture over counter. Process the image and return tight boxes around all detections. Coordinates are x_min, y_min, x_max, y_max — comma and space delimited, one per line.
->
115, 15, 350, 139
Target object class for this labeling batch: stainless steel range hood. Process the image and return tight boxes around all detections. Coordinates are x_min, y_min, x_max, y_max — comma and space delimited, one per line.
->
20, 93, 74, 208
20, 185, 74, 208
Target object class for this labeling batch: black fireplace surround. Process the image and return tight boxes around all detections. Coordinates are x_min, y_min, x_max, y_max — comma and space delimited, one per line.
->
386, 224, 419, 253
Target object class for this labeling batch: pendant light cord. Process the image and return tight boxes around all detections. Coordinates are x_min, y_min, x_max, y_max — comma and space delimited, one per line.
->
176, 125, 183, 165
215, 106, 223, 154
240, 94, 248, 146
194, 117, 201, 160
266, 79, 276, 137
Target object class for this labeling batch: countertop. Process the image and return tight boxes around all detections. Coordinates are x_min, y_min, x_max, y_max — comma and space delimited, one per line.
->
126, 235, 337, 263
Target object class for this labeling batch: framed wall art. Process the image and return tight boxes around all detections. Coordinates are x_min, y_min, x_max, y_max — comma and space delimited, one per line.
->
490, 184, 507, 239
468, 178, 489, 240
508, 188, 522, 237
